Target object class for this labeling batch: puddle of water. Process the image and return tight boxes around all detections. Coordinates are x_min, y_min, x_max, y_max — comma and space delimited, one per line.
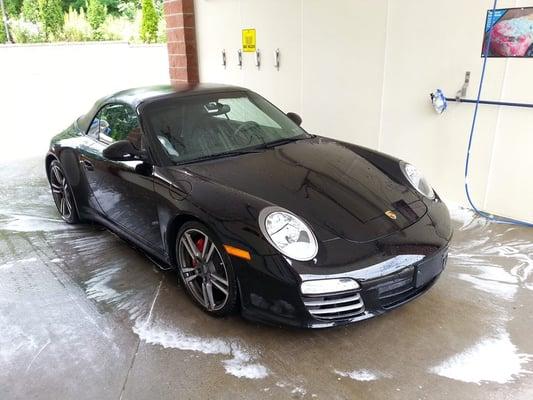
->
334, 368, 389, 382
134, 319, 231, 355
456, 270, 517, 300
0, 315, 39, 366
430, 330, 533, 384
79, 247, 270, 381
1, 214, 73, 233
429, 205, 533, 385
133, 318, 270, 379
275, 381, 307, 398
0, 258, 38, 271
85, 266, 151, 321
449, 204, 533, 298
222, 345, 270, 379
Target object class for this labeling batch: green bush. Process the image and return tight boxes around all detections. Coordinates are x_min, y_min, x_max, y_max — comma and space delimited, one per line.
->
10, 18, 45, 43
21, 0, 39, 23
100, 14, 131, 40
5, 0, 23, 17
99, 0, 119, 15
38, 0, 64, 39
62, 7, 91, 41
140, 0, 156, 43
64, 0, 86, 13
0, 0, 164, 44
87, 0, 106, 34
156, 11, 165, 42
0, 16, 7, 43
117, 0, 136, 21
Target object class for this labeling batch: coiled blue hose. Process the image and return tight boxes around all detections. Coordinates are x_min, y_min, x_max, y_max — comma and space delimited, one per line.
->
464, 0, 533, 227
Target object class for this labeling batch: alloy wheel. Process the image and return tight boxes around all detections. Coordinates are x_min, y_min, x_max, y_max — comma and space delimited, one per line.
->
178, 228, 230, 311
50, 164, 74, 221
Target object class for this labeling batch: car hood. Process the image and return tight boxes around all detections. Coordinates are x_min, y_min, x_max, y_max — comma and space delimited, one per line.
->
179, 137, 426, 243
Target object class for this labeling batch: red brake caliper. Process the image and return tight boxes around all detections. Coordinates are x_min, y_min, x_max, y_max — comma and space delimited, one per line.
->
192, 238, 205, 267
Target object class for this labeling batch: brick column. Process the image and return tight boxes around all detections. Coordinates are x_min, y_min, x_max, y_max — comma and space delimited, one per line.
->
163, 0, 199, 85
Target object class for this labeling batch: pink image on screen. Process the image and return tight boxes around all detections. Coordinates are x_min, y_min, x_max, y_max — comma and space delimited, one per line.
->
490, 16, 533, 56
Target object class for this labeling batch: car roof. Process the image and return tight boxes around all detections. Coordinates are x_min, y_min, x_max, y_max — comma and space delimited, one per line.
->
109, 83, 248, 108
77, 83, 248, 133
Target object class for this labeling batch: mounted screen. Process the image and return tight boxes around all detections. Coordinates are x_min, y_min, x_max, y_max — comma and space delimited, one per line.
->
482, 7, 533, 57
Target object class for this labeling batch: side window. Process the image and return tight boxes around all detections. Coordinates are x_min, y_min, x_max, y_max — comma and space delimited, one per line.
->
88, 104, 143, 149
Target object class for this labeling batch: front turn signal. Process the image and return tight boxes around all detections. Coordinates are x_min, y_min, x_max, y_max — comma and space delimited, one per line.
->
224, 245, 251, 261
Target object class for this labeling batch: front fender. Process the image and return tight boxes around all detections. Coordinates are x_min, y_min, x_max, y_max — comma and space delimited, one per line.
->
154, 166, 280, 261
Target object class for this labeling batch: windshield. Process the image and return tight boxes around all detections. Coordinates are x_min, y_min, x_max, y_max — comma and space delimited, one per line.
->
143, 91, 309, 164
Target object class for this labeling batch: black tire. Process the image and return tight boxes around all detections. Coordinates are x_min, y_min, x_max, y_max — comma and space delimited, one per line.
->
48, 160, 80, 224
175, 221, 238, 317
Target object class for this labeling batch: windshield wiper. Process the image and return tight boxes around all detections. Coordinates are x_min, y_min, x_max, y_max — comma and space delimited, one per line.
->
262, 135, 309, 149
175, 136, 311, 165
177, 148, 264, 165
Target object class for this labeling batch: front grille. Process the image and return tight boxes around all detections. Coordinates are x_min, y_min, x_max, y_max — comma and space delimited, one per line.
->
380, 277, 437, 309
302, 291, 365, 320
372, 266, 415, 308
379, 284, 416, 309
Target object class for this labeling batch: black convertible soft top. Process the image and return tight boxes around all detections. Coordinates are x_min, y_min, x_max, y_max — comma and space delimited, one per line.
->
75, 83, 246, 134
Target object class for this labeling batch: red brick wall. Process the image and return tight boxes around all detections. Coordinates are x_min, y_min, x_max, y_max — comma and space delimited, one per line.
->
163, 0, 199, 84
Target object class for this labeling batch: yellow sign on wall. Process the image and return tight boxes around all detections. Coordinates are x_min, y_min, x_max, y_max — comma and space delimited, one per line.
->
242, 29, 256, 52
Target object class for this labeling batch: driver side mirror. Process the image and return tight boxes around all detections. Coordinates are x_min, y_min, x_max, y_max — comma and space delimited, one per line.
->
103, 140, 148, 161
286, 112, 302, 126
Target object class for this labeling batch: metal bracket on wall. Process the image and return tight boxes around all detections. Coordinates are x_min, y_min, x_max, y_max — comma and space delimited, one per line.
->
443, 96, 533, 109
431, 71, 533, 109
430, 88, 533, 110
237, 49, 242, 68
274, 48, 280, 70
255, 49, 261, 69
221, 49, 226, 68
456, 71, 470, 101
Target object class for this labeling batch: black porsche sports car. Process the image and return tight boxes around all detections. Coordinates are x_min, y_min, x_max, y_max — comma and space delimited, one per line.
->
46, 84, 451, 328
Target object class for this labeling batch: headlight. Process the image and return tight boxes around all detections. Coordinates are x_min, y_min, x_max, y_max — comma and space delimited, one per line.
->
301, 278, 359, 295
400, 161, 435, 199
258, 207, 318, 261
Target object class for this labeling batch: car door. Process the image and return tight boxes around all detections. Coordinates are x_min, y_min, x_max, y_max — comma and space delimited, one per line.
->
79, 103, 164, 252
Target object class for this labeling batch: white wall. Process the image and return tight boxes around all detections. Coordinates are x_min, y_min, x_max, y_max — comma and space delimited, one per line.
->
0, 42, 169, 161
194, 0, 533, 223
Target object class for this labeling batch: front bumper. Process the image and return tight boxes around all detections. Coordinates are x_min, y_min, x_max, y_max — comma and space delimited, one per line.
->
306, 245, 448, 327
239, 245, 448, 328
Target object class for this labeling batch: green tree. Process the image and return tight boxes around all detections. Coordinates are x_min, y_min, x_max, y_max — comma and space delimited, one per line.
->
87, 0, 106, 34
4, 0, 23, 17
100, 0, 118, 15
140, 0, 156, 43
117, 0, 137, 21
0, 15, 7, 43
38, 0, 64, 39
22, 0, 39, 22
62, 0, 85, 12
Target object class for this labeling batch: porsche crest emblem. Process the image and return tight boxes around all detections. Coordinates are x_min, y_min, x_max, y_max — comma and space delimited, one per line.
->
385, 210, 397, 220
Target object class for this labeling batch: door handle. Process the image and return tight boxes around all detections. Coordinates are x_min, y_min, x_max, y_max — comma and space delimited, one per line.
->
81, 159, 94, 171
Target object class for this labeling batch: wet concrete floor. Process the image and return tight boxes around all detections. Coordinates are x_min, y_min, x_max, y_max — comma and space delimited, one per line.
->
1, 157, 532, 399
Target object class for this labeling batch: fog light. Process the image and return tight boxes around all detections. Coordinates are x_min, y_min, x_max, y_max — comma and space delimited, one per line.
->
300, 278, 360, 295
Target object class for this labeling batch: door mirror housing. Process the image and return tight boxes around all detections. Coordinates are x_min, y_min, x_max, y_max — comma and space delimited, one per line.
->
286, 112, 302, 126
103, 140, 148, 161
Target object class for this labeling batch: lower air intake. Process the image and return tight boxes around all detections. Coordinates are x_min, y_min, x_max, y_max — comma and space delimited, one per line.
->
302, 291, 365, 321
